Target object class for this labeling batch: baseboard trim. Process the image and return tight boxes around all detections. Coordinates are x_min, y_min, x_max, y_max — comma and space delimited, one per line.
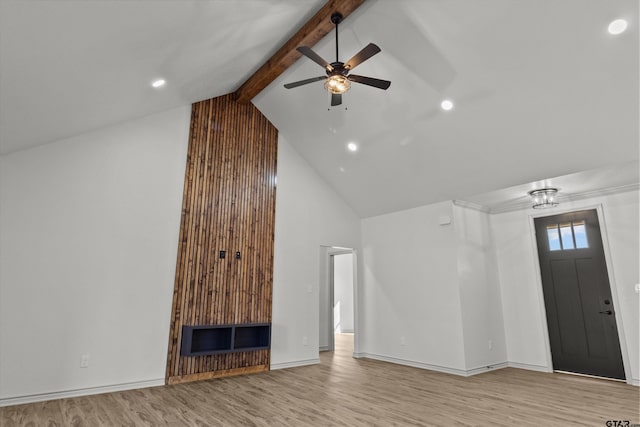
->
167, 365, 268, 385
319, 345, 330, 352
357, 353, 507, 377
465, 362, 509, 376
0, 378, 164, 408
2, 359, 625, 407
628, 378, 640, 387
507, 362, 553, 373
270, 358, 320, 370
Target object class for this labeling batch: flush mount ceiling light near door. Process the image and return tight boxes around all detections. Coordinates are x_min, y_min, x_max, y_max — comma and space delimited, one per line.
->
529, 188, 559, 209
284, 13, 391, 107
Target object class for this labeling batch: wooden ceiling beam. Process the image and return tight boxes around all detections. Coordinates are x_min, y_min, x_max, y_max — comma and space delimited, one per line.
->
233, 0, 365, 104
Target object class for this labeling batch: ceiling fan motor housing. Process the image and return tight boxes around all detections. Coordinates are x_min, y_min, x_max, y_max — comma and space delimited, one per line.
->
328, 62, 348, 76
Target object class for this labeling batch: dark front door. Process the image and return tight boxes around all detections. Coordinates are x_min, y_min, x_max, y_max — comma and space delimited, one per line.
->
534, 209, 625, 380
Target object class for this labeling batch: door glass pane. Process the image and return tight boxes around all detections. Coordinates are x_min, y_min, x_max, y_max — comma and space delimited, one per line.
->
573, 221, 589, 248
546, 226, 561, 251
560, 223, 575, 249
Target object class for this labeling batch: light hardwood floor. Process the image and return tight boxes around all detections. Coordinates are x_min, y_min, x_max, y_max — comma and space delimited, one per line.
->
2, 334, 638, 426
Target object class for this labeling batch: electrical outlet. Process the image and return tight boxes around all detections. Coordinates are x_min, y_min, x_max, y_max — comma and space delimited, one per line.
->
635, 283, 640, 293
400, 336, 406, 346
80, 354, 90, 368
302, 336, 308, 346
488, 340, 493, 350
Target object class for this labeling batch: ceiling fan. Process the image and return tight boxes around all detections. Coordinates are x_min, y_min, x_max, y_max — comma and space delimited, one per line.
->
284, 12, 391, 107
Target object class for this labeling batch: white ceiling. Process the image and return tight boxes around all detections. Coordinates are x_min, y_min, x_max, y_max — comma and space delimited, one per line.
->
461, 160, 640, 212
0, 0, 324, 152
1, 0, 638, 218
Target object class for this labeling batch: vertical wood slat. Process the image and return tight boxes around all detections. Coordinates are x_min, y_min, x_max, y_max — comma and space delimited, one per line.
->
166, 94, 278, 384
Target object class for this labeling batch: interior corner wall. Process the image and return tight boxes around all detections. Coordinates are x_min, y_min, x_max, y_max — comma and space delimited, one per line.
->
491, 189, 639, 383
0, 102, 363, 401
271, 135, 361, 369
453, 205, 507, 371
360, 201, 467, 372
0, 106, 190, 402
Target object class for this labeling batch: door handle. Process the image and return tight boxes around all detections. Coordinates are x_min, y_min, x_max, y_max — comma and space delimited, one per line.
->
598, 310, 613, 315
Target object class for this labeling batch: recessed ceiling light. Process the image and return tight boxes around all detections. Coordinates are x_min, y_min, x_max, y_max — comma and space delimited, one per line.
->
151, 79, 166, 88
347, 142, 358, 152
608, 19, 628, 35
440, 99, 454, 111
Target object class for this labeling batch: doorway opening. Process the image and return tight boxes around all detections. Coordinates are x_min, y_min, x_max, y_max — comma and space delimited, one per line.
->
319, 246, 356, 357
534, 209, 625, 380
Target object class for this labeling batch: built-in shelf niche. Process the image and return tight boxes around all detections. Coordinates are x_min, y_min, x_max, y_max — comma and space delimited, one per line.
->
181, 323, 271, 357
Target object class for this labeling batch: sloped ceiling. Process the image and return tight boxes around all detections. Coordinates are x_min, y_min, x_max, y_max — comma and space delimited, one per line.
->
1, 0, 638, 217
0, 0, 324, 153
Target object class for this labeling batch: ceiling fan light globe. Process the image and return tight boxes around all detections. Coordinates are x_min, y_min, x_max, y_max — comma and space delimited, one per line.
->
325, 75, 351, 94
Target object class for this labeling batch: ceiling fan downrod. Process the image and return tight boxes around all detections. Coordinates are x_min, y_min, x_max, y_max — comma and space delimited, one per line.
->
331, 13, 343, 63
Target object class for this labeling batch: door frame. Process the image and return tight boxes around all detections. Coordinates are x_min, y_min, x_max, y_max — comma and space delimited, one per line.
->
528, 203, 632, 383
322, 247, 358, 355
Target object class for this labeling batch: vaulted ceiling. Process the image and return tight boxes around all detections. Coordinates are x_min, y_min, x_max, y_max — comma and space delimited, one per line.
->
1, 0, 637, 217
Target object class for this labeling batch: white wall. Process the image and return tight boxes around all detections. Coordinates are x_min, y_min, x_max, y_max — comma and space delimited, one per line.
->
333, 253, 354, 333
454, 205, 507, 370
270, 135, 361, 369
360, 201, 468, 372
318, 246, 332, 350
1, 101, 635, 404
0, 109, 363, 401
492, 189, 639, 384
0, 106, 191, 402
319, 247, 354, 350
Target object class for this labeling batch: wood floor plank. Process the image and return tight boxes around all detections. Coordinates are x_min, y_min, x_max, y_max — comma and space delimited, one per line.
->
2, 334, 638, 426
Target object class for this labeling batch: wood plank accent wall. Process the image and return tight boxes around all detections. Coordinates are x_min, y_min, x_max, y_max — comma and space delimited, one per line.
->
166, 93, 278, 384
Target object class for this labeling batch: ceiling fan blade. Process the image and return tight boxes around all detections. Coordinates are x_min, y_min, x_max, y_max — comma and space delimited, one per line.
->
331, 93, 342, 106
283, 76, 326, 89
348, 74, 391, 90
344, 43, 381, 70
297, 47, 333, 71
